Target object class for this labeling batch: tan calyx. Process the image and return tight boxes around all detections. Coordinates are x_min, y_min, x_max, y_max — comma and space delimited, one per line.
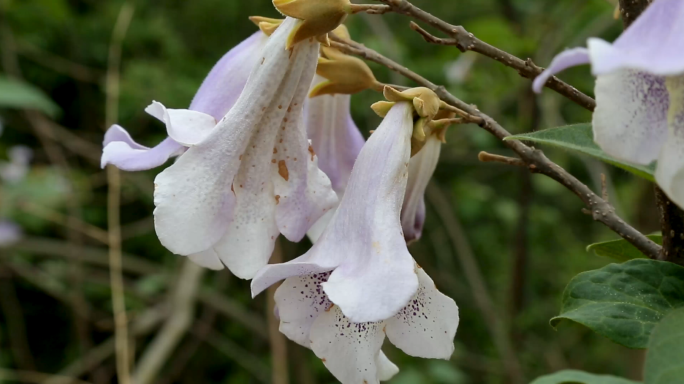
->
273, 0, 354, 49
371, 86, 464, 155
248, 16, 284, 36
309, 46, 383, 97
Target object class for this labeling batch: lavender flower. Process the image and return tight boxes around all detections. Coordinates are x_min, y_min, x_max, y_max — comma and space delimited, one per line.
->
533, 0, 684, 206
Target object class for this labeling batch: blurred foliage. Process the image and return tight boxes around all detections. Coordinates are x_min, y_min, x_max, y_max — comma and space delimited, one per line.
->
0, 0, 660, 383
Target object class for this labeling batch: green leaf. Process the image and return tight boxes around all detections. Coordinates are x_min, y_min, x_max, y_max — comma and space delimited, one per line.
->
505, 124, 655, 181
0, 76, 60, 117
644, 307, 684, 384
530, 370, 640, 384
587, 235, 662, 262
551, 259, 684, 349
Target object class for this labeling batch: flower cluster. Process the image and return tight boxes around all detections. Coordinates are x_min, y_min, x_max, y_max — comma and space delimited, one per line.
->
101, 2, 460, 382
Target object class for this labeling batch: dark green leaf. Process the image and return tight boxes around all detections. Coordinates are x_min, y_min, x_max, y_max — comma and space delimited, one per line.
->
552, 259, 684, 349
644, 307, 684, 384
586, 236, 661, 262
530, 370, 640, 384
0, 76, 60, 117
505, 124, 655, 181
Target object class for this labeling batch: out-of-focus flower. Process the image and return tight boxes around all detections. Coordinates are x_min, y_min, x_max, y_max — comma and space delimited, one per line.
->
253, 101, 458, 383
0, 220, 21, 247
0, 145, 33, 183
533, 0, 684, 206
102, 31, 268, 171
153, 18, 337, 278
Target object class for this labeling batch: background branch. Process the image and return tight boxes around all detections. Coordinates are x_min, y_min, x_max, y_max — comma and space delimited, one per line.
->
377, 0, 596, 111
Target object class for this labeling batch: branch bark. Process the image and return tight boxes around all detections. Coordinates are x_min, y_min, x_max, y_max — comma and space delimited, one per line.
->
329, 35, 661, 259
377, 0, 596, 112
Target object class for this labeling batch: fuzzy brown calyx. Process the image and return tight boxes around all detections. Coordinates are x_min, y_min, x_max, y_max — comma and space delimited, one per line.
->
249, 16, 284, 36
273, 0, 351, 49
310, 46, 382, 97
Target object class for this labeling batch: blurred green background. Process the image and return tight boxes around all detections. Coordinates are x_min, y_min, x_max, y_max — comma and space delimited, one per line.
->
0, 0, 659, 383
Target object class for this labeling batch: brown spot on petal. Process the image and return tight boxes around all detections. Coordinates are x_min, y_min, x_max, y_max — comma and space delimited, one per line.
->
284, 118, 288, 122
287, 106, 292, 112
239, 155, 243, 160
278, 160, 289, 181
278, 105, 282, 109
321, 358, 326, 363
273, 148, 278, 154
275, 195, 280, 204
261, 57, 265, 65
308, 144, 315, 161
271, 159, 276, 164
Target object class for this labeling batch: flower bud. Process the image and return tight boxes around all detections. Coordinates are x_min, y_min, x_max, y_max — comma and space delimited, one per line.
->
310, 46, 381, 97
273, 0, 352, 49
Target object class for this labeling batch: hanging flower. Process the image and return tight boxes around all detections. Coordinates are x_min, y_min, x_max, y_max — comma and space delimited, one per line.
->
253, 101, 419, 320
153, 18, 338, 278
253, 99, 458, 383
102, 29, 269, 171
303, 25, 383, 241
401, 134, 441, 243
532, 0, 684, 207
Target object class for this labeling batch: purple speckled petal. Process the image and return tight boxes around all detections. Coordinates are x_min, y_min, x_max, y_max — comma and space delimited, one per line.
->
305, 76, 365, 193
274, 272, 334, 347
592, 70, 669, 164
385, 266, 459, 359
402, 135, 441, 243
588, 0, 684, 76
190, 32, 268, 121
101, 126, 185, 171
655, 75, 684, 208
252, 102, 419, 323
310, 305, 386, 384
0, 220, 21, 247
532, 48, 590, 93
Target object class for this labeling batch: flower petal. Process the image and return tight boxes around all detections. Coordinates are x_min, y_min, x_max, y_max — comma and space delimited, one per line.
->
309, 305, 386, 384
385, 266, 459, 359
102, 134, 185, 171
402, 135, 440, 243
253, 102, 419, 323
145, 101, 216, 146
190, 32, 268, 121
532, 47, 590, 93
103, 124, 148, 149
188, 248, 224, 271
588, 0, 684, 76
656, 75, 684, 208
305, 78, 365, 193
592, 69, 669, 164
274, 272, 333, 347
272, 122, 337, 242
306, 204, 336, 243
376, 351, 400, 382
153, 18, 308, 257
